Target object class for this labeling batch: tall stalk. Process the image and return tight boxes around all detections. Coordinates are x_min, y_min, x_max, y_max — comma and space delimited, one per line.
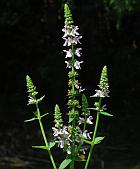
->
84, 99, 102, 169
36, 103, 57, 169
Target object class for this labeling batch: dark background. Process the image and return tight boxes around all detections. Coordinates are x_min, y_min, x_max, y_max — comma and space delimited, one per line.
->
0, 0, 140, 168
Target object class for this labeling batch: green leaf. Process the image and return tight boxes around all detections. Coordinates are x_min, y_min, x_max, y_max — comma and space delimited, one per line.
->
59, 158, 72, 169
40, 113, 48, 118
37, 95, 45, 103
24, 117, 38, 122
94, 137, 105, 145
68, 116, 74, 123
49, 140, 56, 149
32, 145, 48, 150
100, 112, 113, 116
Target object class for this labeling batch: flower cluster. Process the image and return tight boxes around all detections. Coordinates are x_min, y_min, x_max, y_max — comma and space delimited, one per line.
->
92, 66, 109, 98
51, 4, 92, 156
62, 4, 84, 121
62, 26, 83, 69
26, 75, 45, 105
52, 126, 72, 154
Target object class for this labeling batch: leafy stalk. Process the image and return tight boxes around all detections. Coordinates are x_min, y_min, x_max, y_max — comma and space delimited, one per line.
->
26, 75, 57, 169
84, 98, 102, 169
36, 103, 57, 169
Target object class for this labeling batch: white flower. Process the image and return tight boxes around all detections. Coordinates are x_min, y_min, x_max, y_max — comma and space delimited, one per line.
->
78, 117, 85, 125
80, 146, 88, 155
74, 61, 83, 69
52, 126, 72, 151
75, 84, 85, 92
62, 25, 82, 46
62, 126, 69, 135
62, 25, 69, 38
83, 130, 92, 140
52, 127, 62, 137
63, 37, 73, 46
28, 96, 36, 105
67, 146, 71, 154
92, 89, 107, 97
75, 48, 82, 57
63, 49, 73, 58
56, 137, 64, 148
70, 26, 80, 36
78, 116, 93, 125
72, 36, 82, 44
65, 61, 71, 68
62, 25, 80, 38
86, 116, 93, 124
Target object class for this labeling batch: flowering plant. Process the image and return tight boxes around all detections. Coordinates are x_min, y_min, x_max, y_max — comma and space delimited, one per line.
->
25, 3, 113, 169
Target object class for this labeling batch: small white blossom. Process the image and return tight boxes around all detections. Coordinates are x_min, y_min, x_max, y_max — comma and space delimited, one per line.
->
70, 26, 80, 36
63, 49, 73, 58
52, 126, 72, 152
63, 37, 73, 46
86, 116, 93, 124
83, 130, 92, 140
62, 126, 69, 135
74, 61, 83, 69
92, 89, 109, 97
80, 146, 89, 155
56, 137, 64, 148
52, 127, 63, 137
28, 96, 36, 105
75, 84, 85, 92
75, 48, 82, 57
78, 116, 93, 125
66, 146, 71, 154
62, 25, 70, 38
62, 25, 80, 38
65, 61, 71, 69
78, 117, 85, 125
72, 36, 82, 44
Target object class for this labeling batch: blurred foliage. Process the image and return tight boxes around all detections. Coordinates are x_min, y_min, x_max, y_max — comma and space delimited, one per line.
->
103, 0, 138, 29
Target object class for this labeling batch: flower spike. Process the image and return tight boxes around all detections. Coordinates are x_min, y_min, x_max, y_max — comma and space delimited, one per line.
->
64, 4, 74, 26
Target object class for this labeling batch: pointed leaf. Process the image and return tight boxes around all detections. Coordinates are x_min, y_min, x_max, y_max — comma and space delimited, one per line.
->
49, 140, 56, 149
37, 95, 45, 103
94, 137, 105, 145
32, 146, 48, 150
59, 158, 72, 169
40, 113, 48, 118
24, 117, 38, 122
68, 116, 74, 123
100, 112, 113, 116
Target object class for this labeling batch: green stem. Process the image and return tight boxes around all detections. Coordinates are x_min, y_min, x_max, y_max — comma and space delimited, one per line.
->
70, 159, 74, 169
84, 98, 102, 169
36, 103, 57, 169
70, 49, 76, 168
